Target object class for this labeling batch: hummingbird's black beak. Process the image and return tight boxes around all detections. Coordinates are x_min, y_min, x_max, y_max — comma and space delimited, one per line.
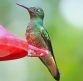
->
16, 3, 30, 11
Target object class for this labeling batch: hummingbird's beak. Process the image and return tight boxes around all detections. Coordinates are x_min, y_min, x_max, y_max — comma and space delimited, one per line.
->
16, 3, 29, 11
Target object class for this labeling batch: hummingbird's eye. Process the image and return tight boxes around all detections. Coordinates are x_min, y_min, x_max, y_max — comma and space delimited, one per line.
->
36, 9, 40, 12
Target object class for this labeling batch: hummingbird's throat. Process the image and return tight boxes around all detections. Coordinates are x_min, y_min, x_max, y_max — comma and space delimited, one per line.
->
30, 17, 43, 26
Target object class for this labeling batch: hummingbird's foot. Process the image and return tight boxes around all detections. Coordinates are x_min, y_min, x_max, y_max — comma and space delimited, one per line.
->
40, 53, 44, 56
45, 50, 50, 55
39, 50, 49, 57
28, 49, 35, 57
28, 54, 32, 57
27, 49, 48, 57
28, 49, 35, 54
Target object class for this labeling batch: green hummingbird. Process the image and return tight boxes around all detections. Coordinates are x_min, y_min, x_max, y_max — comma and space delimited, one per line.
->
17, 3, 60, 81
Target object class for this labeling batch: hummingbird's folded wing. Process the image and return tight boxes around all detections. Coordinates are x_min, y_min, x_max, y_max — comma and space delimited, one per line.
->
40, 26, 55, 60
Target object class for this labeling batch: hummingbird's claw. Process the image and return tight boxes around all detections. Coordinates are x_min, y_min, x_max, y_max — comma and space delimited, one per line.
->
28, 54, 32, 57
40, 53, 44, 56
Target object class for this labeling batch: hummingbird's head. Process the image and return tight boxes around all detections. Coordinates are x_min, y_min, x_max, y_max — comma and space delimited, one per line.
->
17, 3, 44, 20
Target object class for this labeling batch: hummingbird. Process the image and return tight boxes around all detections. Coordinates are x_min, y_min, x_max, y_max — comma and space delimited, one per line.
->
17, 3, 60, 81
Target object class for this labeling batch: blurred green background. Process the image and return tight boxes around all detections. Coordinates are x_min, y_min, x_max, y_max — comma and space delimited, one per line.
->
0, 0, 83, 81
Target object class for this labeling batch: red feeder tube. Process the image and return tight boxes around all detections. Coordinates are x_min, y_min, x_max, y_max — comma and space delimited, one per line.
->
0, 25, 28, 61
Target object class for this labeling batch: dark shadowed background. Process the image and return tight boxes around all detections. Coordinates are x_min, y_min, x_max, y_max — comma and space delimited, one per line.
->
0, 0, 83, 81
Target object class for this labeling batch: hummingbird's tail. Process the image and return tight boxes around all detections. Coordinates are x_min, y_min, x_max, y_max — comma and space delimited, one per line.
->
46, 56, 60, 81
39, 54, 60, 81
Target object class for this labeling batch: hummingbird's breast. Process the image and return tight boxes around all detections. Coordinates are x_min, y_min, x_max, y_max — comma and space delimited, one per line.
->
26, 25, 47, 50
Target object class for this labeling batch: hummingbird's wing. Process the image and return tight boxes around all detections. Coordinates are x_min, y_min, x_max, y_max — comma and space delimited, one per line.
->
40, 27, 60, 81
40, 27, 55, 60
